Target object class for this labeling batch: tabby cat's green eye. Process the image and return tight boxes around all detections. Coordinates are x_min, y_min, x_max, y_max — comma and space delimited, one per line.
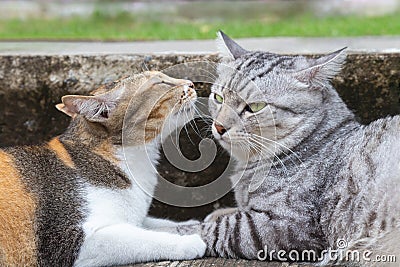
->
214, 93, 224, 103
246, 102, 267, 113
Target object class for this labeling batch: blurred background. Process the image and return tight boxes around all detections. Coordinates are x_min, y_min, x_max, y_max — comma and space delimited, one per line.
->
0, 0, 399, 41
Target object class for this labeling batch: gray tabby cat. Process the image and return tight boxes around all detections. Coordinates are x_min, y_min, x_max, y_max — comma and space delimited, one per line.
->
161, 32, 400, 265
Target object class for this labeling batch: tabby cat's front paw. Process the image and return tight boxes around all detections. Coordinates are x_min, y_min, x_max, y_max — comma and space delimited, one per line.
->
172, 234, 206, 260
204, 207, 238, 222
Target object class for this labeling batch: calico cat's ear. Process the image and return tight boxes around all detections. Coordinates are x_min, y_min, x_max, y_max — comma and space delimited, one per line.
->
56, 87, 123, 122
294, 47, 347, 86
216, 30, 248, 60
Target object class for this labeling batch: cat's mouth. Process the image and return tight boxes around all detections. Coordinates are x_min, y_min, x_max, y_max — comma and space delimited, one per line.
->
213, 130, 250, 150
215, 133, 237, 146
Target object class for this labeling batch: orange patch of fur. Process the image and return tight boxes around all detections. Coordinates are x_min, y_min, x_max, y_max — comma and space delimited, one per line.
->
144, 127, 160, 143
48, 137, 75, 168
0, 150, 37, 266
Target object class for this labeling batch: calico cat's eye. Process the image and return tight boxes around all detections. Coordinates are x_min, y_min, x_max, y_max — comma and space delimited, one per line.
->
245, 102, 267, 113
214, 93, 224, 103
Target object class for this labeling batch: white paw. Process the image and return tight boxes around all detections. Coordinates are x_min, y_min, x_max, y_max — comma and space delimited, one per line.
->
178, 219, 200, 226
172, 234, 206, 260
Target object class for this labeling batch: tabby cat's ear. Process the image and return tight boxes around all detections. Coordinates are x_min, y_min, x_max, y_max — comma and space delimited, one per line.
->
56, 86, 123, 122
216, 30, 248, 60
294, 47, 347, 86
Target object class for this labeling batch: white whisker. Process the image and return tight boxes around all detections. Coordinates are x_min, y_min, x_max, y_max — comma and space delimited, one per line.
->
249, 137, 288, 174
250, 134, 303, 165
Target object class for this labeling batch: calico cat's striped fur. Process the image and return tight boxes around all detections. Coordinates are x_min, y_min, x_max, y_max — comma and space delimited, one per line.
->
161, 32, 400, 266
0, 71, 206, 266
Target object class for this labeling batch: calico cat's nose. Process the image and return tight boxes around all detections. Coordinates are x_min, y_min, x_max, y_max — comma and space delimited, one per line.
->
181, 82, 196, 101
183, 82, 195, 95
214, 122, 227, 135
187, 82, 195, 89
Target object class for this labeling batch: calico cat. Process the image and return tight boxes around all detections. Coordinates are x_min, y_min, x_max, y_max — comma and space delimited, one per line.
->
0, 71, 206, 267
160, 32, 400, 265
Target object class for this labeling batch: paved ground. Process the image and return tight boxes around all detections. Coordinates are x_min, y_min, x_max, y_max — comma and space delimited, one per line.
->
126, 258, 304, 267
0, 36, 399, 55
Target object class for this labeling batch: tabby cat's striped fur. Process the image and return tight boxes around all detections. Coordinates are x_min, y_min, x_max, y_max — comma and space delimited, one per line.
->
162, 32, 400, 266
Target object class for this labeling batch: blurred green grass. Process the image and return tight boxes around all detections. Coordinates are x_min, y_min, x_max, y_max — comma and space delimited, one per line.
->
0, 11, 399, 40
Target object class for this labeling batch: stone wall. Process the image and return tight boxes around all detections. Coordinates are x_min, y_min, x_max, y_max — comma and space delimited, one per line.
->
0, 53, 399, 220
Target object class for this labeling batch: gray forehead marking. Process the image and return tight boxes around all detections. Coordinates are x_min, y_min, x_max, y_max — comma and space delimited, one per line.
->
222, 53, 297, 97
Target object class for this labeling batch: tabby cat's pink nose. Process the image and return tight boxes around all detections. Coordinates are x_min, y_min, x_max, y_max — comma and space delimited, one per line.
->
214, 123, 227, 135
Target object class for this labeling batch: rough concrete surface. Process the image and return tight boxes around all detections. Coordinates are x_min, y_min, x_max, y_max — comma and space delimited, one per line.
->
126, 258, 309, 267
